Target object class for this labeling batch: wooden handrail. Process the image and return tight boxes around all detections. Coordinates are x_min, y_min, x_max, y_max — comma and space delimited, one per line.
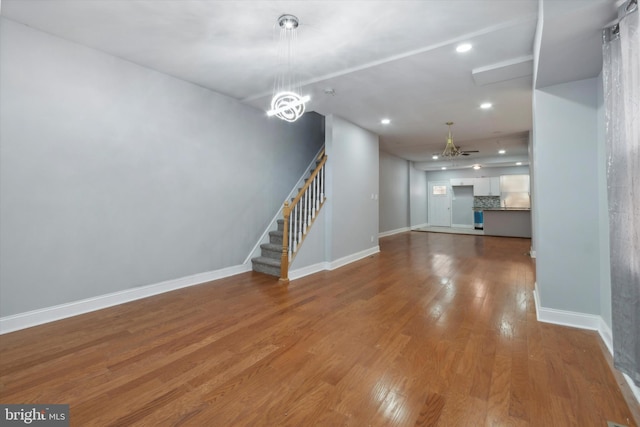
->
280, 152, 327, 283
289, 154, 327, 209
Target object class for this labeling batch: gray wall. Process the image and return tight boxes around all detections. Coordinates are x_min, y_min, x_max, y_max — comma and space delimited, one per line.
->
325, 115, 380, 260
379, 151, 409, 233
596, 72, 612, 329
451, 186, 474, 226
409, 163, 428, 228
290, 207, 326, 270
532, 77, 605, 315
291, 116, 380, 270
0, 19, 324, 316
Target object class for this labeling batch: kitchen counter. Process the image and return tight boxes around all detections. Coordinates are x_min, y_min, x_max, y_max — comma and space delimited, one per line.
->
482, 208, 531, 238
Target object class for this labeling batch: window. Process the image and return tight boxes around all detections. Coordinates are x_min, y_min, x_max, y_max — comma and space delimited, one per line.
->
433, 185, 447, 195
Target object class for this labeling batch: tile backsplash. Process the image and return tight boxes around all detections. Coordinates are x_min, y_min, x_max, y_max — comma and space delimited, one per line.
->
474, 196, 500, 209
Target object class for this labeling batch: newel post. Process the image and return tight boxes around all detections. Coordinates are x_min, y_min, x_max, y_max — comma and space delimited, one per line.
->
280, 201, 290, 284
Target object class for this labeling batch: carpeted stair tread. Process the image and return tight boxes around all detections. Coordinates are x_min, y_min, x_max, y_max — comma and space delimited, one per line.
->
260, 243, 283, 260
251, 256, 281, 277
251, 256, 280, 267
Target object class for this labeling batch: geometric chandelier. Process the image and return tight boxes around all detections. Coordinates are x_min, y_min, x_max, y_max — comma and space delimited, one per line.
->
266, 14, 310, 122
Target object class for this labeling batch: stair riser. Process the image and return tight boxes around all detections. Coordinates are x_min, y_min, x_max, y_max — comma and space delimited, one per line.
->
252, 262, 281, 277
261, 247, 282, 259
269, 234, 283, 245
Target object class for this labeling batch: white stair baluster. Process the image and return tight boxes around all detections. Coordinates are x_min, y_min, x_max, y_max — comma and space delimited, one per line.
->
298, 198, 303, 243
315, 172, 320, 210
292, 204, 298, 253
302, 187, 309, 235
310, 176, 315, 220
288, 209, 293, 258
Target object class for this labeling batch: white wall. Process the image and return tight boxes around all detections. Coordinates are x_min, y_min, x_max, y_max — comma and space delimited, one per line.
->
0, 19, 324, 317
532, 77, 604, 315
379, 151, 409, 234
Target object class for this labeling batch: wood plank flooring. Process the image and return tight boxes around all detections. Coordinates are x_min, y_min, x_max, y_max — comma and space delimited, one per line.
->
1, 232, 638, 426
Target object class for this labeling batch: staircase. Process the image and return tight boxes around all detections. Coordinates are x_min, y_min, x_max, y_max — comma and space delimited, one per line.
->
251, 219, 286, 277
251, 150, 327, 281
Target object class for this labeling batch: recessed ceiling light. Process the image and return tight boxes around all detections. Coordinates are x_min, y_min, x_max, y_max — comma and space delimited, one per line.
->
441, 167, 447, 170
473, 165, 481, 170
498, 149, 506, 154
516, 162, 523, 165
480, 102, 492, 109
432, 155, 439, 160
456, 43, 472, 53
381, 118, 391, 125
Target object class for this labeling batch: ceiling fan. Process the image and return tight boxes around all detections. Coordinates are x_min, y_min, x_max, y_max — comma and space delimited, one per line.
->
440, 122, 479, 157
459, 148, 479, 156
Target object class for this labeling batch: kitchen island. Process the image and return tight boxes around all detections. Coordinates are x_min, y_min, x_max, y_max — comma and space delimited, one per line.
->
482, 208, 531, 238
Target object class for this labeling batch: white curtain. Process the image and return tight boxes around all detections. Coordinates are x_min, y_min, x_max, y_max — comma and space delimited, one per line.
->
603, 5, 640, 386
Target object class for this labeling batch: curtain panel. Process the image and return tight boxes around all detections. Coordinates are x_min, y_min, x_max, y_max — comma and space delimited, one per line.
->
603, 7, 640, 386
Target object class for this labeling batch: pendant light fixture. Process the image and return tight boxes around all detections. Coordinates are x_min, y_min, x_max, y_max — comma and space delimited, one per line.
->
267, 14, 310, 122
442, 122, 462, 157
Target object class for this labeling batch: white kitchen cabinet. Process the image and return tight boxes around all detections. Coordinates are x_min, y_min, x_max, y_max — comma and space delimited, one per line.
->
473, 177, 500, 196
473, 178, 490, 195
489, 177, 501, 195
450, 178, 475, 186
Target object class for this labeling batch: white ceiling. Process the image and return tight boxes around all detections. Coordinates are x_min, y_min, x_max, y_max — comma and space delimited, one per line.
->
1, 0, 618, 171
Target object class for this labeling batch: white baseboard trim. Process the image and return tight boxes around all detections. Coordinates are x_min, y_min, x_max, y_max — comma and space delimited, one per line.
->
623, 373, 640, 404
533, 283, 603, 330
599, 318, 614, 355
289, 262, 330, 281
329, 246, 380, 271
378, 227, 409, 238
289, 246, 380, 281
533, 283, 639, 405
0, 263, 251, 335
410, 223, 429, 230
451, 224, 473, 229
2, 245, 382, 334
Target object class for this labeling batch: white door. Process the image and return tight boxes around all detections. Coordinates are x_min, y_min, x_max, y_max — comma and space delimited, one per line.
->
429, 181, 451, 227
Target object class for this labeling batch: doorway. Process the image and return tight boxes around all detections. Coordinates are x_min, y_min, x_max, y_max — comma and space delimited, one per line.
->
428, 181, 451, 227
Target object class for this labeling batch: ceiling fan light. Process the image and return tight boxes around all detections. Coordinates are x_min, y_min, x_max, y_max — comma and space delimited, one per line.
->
441, 122, 462, 157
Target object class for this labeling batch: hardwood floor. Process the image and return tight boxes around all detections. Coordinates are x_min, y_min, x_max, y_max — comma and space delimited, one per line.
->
1, 232, 637, 426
